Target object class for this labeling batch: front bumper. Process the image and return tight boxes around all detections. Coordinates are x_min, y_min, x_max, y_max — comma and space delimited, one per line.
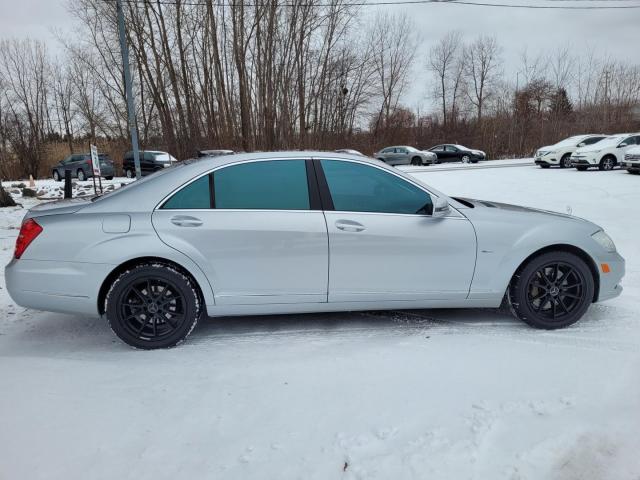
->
535, 156, 557, 165
571, 158, 596, 167
621, 161, 640, 170
594, 251, 625, 302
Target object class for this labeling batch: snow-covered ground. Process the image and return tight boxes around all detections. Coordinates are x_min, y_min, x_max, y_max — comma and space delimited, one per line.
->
1, 161, 639, 480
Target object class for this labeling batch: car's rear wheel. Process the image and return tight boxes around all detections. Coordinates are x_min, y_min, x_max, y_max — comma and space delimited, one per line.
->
411, 156, 422, 166
125, 168, 134, 178
560, 154, 572, 168
53, 170, 60, 181
509, 251, 594, 329
105, 263, 202, 349
599, 155, 616, 171
461, 155, 471, 163
77, 169, 86, 181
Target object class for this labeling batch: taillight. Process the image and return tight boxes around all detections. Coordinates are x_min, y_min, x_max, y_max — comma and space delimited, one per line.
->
86, 159, 92, 165
14, 218, 43, 259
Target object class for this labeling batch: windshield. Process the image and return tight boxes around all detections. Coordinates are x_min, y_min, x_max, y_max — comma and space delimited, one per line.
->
91, 160, 188, 202
582, 136, 625, 149
406, 146, 419, 152
553, 135, 587, 148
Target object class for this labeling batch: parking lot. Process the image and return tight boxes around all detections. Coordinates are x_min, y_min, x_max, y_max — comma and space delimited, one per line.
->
1, 160, 639, 479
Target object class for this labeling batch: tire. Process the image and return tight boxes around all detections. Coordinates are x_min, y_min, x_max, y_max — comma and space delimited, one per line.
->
105, 176, 113, 180
411, 156, 423, 166
53, 170, 61, 182
461, 155, 471, 163
560, 154, 572, 169
125, 169, 134, 179
598, 155, 616, 171
509, 251, 594, 330
105, 263, 202, 349
576, 166, 588, 171
77, 169, 86, 181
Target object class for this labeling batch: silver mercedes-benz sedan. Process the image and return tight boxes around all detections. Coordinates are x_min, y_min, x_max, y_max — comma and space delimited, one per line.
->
6, 152, 624, 349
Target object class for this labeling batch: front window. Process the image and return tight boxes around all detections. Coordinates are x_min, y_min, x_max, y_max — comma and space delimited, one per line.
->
320, 160, 432, 215
582, 137, 605, 146
405, 146, 419, 153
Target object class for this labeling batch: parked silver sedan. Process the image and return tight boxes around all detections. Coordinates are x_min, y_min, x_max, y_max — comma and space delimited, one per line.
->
374, 146, 438, 166
6, 152, 624, 349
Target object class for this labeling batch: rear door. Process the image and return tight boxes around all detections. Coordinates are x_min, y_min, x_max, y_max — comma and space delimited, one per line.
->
317, 158, 477, 302
152, 159, 329, 305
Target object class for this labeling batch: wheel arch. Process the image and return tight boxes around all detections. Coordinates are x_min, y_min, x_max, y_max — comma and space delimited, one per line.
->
97, 256, 207, 315
510, 244, 600, 302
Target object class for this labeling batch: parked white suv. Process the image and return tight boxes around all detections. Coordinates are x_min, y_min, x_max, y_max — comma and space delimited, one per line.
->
622, 145, 640, 175
570, 133, 640, 171
534, 134, 607, 168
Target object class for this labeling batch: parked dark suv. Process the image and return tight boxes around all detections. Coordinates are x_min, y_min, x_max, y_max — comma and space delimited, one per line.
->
122, 150, 177, 178
52, 153, 115, 181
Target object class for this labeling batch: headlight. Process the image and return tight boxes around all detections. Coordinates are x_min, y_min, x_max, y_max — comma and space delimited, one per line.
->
592, 230, 616, 253
544, 151, 556, 156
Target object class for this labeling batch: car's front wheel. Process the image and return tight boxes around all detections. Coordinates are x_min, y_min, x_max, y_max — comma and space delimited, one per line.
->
411, 156, 422, 166
560, 154, 572, 168
53, 170, 61, 181
105, 263, 202, 349
509, 251, 594, 329
599, 155, 616, 171
77, 169, 86, 181
461, 155, 471, 163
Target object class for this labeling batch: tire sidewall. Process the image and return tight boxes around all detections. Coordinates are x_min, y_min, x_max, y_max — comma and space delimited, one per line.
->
77, 169, 86, 181
106, 264, 201, 349
510, 252, 594, 329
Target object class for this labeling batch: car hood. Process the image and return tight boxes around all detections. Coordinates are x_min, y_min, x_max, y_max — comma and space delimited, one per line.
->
537, 145, 555, 153
457, 197, 600, 230
573, 145, 602, 154
26, 197, 91, 219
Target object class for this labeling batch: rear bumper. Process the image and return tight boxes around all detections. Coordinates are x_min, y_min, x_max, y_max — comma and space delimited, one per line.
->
5, 258, 113, 316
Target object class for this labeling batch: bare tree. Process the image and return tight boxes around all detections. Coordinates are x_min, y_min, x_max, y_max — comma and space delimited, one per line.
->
464, 35, 502, 123
428, 31, 462, 127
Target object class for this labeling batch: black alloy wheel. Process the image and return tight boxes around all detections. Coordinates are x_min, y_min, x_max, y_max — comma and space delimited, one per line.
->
106, 263, 201, 349
509, 251, 594, 329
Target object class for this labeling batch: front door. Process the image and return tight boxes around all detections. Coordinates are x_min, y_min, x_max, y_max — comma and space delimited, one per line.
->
152, 159, 328, 305
318, 159, 477, 302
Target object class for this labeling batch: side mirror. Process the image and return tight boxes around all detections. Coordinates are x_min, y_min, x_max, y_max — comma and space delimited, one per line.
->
577, 142, 585, 147
432, 197, 451, 217
618, 143, 627, 148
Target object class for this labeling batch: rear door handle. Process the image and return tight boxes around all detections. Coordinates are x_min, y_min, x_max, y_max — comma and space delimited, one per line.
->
171, 215, 203, 227
335, 220, 365, 232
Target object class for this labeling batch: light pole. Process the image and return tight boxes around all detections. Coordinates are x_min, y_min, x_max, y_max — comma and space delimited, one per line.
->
116, 0, 142, 179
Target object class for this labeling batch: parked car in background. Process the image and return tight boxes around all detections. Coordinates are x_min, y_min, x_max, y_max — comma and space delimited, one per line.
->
570, 133, 640, 171
6, 151, 624, 349
197, 149, 234, 158
335, 149, 364, 156
622, 146, 640, 174
374, 146, 437, 166
123, 151, 178, 178
534, 134, 607, 168
52, 153, 115, 181
427, 144, 487, 164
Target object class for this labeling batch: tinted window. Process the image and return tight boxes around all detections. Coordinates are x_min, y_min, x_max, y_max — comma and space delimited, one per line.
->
214, 160, 310, 210
320, 160, 432, 215
621, 137, 635, 146
396, 147, 408, 154
582, 136, 605, 146
162, 174, 211, 209
445, 145, 458, 152
431, 145, 444, 151
382, 147, 393, 154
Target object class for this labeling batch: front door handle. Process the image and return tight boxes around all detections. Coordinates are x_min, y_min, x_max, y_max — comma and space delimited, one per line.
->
171, 215, 203, 227
335, 220, 365, 232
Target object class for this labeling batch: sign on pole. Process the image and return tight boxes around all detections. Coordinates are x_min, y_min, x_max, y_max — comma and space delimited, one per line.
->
90, 144, 103, 194
90, 144, 101, 177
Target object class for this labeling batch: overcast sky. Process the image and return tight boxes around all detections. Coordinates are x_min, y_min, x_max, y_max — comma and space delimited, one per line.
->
1, 0, 638, 112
